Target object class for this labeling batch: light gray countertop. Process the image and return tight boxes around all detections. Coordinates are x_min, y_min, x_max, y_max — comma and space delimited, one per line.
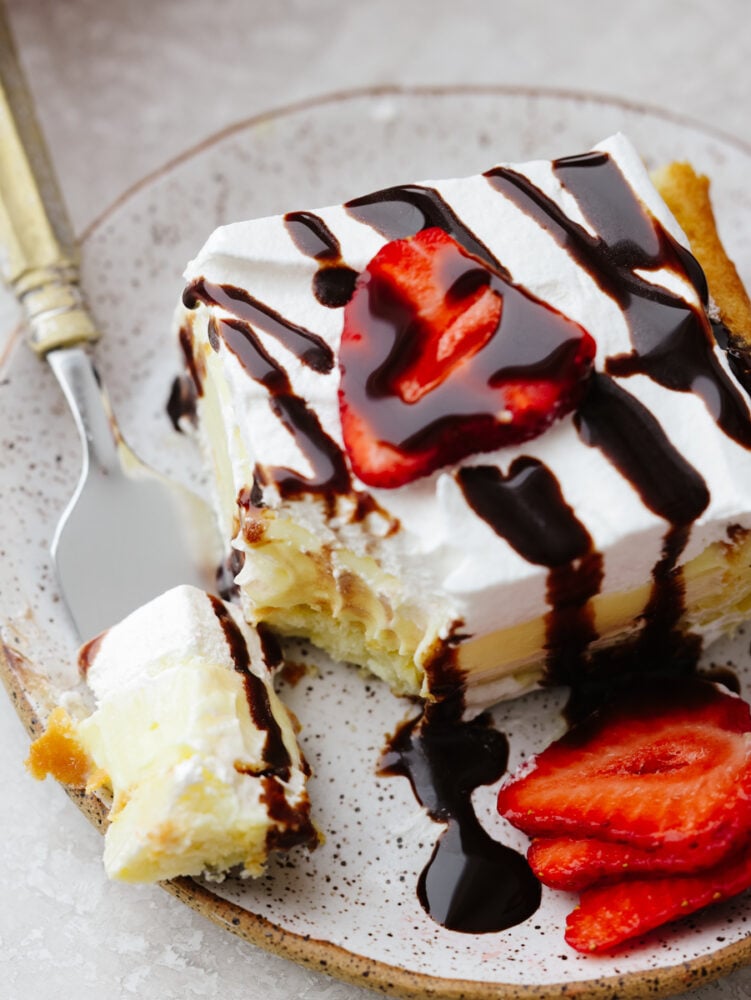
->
3, 2, 751, 997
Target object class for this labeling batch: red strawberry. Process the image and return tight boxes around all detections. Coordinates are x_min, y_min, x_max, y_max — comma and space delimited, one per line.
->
339, 227, 596, 488
497, 681, 751, 858
361, 227, 503, 404
565, 847, 751, 953
528, 832, 751, 892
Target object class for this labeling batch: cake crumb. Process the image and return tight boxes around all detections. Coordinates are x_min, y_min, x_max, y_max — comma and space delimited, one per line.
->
26, 706, 92, 787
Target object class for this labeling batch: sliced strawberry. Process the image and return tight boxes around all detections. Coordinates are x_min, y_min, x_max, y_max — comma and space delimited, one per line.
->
362, 227, 503, 404
339, 227, 596, 488
528, 832, 751, 892
497, 680, 751, 858
565, 846, 751, 953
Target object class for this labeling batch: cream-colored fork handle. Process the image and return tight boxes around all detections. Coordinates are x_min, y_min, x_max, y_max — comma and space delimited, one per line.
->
0, 3, 98, 354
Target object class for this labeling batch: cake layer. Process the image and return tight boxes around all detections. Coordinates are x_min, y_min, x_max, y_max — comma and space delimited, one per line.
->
175, 134, 751, 707
29, 586, 317, 881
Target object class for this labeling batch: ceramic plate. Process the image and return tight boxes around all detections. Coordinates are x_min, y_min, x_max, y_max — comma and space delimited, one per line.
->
4, 86, 751, 1000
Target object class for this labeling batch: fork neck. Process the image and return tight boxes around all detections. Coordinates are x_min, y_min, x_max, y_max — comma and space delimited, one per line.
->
47, 347, 122, 476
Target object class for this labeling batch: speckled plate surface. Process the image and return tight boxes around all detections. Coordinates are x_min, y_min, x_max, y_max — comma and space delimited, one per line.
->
4, 86, 751, 1000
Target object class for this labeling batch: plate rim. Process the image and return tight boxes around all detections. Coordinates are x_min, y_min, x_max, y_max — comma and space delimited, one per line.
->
6, 83, 751, 1000
77, 82, 751, 245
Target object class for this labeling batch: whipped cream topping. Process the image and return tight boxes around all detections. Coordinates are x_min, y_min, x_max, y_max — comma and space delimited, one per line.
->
83, 584, 248, 700
179, 134, 751, 690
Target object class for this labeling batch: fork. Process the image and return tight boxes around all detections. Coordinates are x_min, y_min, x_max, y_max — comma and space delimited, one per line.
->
0, 6, 215, 641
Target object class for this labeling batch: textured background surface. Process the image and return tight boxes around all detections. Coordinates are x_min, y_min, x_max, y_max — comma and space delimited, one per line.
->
3, 1, 751, 997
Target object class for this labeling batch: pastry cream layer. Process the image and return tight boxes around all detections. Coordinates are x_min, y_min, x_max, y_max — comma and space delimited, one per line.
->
178, 135, 751, 707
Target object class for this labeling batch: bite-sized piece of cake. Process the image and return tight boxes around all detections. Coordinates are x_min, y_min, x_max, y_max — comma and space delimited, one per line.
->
174, 133, 751, 709
27, 586, 318, 882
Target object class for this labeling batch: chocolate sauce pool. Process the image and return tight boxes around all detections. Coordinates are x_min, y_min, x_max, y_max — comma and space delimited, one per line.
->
380, 701, 540, 933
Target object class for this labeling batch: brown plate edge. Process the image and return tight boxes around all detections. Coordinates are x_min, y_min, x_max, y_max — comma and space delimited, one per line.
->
4, 634, 751, 1000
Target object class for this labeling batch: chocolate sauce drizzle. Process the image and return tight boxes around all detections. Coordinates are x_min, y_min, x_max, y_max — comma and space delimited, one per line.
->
77, 632, 105, 677
205, 313, 351, 500
436, 146, 744, 886
457, 458, 603, 678
186, 284, 398, 521
215, 548, 245, 602
486, 153, 751, 450
575, 373, 710, 527
256, 622, 283, 670
184, 278, 334, 374
569, 372, 711, 697
380, 700, 540, 933
712, 318, 751, 401
210, 596, 292, 781
167, 326, 203, 431
166, 375, 197, 431
473, 149, 751, 704
178, 324, 205, 395
209, 316, 289, 392
267, 393, 352, 499
346, 183, 505, 272
284, 211, 358, 308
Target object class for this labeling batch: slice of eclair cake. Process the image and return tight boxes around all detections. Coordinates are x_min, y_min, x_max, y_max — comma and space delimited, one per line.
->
175, 134, 751, 710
